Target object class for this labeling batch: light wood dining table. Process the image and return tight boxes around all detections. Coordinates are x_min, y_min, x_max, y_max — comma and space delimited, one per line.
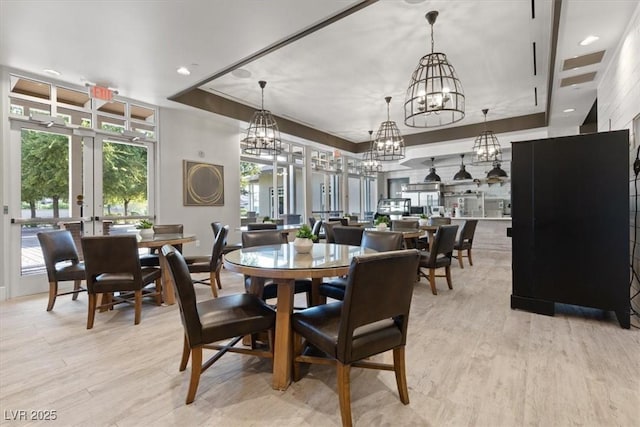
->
223, 242, 376, 390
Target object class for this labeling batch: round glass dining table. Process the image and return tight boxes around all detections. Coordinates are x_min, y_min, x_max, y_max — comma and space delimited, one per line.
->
224, 243, 376, 390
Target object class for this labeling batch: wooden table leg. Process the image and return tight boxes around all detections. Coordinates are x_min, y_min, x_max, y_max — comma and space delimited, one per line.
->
311, 277, 323, 306
272, 278, 295, 390
427, 230, 436, 252
159, 251, 176, 305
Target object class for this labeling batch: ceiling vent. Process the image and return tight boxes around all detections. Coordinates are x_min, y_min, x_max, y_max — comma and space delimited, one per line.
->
560, 72, 597, 87
562, 50, 605, 70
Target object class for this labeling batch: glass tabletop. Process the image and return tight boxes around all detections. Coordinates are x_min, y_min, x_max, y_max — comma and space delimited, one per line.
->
224, 243, 376, 270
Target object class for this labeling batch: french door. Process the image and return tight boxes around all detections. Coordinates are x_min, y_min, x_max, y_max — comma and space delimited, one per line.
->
8, 120, 155, 298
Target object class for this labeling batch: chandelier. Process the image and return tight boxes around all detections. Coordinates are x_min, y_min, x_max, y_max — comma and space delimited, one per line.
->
374, 96, 405, 161
241, 80, 281, 156
362, 130, 382, 176
472, 109, 502, 164
404, 10, 465, 128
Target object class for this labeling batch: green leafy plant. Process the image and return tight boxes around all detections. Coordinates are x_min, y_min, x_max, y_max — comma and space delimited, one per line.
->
374, 215, 390, 226
135, 219, 153, 229
296, 224, 318, 242
419, 213, 428, 219
262, 216, 271, 223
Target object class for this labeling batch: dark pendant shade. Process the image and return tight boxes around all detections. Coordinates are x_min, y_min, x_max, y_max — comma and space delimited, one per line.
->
453, 154, 472, 180
487, 162, 508, 178
424, 157, 441, 182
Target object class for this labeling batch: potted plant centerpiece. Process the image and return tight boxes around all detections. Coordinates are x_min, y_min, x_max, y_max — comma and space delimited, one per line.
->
419, 213, 429, 227
136, 219, 154, 237
374, 215, 390, 231
293, 224, 317, 254
262, 216, 272, 224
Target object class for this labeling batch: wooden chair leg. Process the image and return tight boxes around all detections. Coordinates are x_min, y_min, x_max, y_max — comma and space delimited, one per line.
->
47, 281, 58, 311
134, 290, 142, 325
292, 332, 303, 382
393, 346, 410, 404
186, 346, 203, 404
457, 250, 464, 268
179, 335, 190, 371
86, 293, 96, 329
209, 271, 219, 298
215, 264, 223, 289
467, 249, 473, 266
155, 279, 163, 305
429, 268, 437, 295
445, 266, 453, 289
72, 280, 82, 300
337, 362, 353, 427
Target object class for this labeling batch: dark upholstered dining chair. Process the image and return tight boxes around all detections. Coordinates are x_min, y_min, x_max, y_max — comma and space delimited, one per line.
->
37, 230, 86, 311
212, 221, 241, 256
453, 219, 478, 268
322, 221, 343, 243
186, 225, 228, 297
247, 222, 277, 230
319, 229, 404, 301
332, 226, 364, 246
292, 250, 420, 427
139, 224, 184, 267
418, 225, 459, 295
241, 230, 312, 306
81, 235, 162, 329
162, 244, 275, 404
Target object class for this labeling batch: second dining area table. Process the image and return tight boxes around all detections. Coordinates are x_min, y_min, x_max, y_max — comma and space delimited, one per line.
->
137, 233, 196, 305
223, 242, 377, 390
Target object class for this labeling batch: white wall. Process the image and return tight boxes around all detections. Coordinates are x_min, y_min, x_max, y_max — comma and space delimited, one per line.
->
158, 106, 243, 252
597, 3, 640, 328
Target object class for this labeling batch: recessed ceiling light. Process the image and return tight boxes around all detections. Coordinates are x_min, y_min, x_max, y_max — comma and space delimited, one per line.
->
579, 35, 599, 46
43, 69, 61, 76
177, 66, 191, 76
231, 68, 252, 79
563, 108, 575, 113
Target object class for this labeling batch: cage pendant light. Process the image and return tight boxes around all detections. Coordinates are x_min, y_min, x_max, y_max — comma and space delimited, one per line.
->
452, 153, 473, 180
374, 96, 405, 161
241, 80, 282, 156
472, 108, 502, 164
362, 130, 382, 176
404, 10, 465, 128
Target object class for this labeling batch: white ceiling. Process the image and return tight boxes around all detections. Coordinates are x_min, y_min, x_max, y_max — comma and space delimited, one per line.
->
1, 0, 638, 150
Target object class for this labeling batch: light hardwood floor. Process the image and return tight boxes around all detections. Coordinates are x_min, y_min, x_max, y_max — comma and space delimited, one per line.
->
1, 249, 638, 426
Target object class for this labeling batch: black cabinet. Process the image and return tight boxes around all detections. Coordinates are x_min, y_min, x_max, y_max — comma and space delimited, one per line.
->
511, 131, 630, 328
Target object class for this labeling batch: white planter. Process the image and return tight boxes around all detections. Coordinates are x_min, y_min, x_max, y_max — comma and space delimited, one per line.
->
139, 228, 154, 238
375, 223, 388, 231
419, 219, 429, 227
293, 237, 314, 254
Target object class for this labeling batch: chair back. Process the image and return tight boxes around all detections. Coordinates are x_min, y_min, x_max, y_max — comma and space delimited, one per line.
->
153, 224, 184, 252
162, 244, 203, 346
241, 229, 286, 248
361, 230, 404, 252
81, 235, 143, 293
391, 219, 418, 232
333, 226, 364, 246
426, 225, 459, 264
153, 224, 184, 234
328, 217, 349, 226
247, 222, 277, 231
210, 225, 229, 270
37, 230, 81, 282
211, 222, 223, 239
338, 250, 420, 362
311, 219, 323, 238
308, 217, 316, 228
322, 221, 343, 243
429, 217, 452, 226
458, 219, 478, 246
